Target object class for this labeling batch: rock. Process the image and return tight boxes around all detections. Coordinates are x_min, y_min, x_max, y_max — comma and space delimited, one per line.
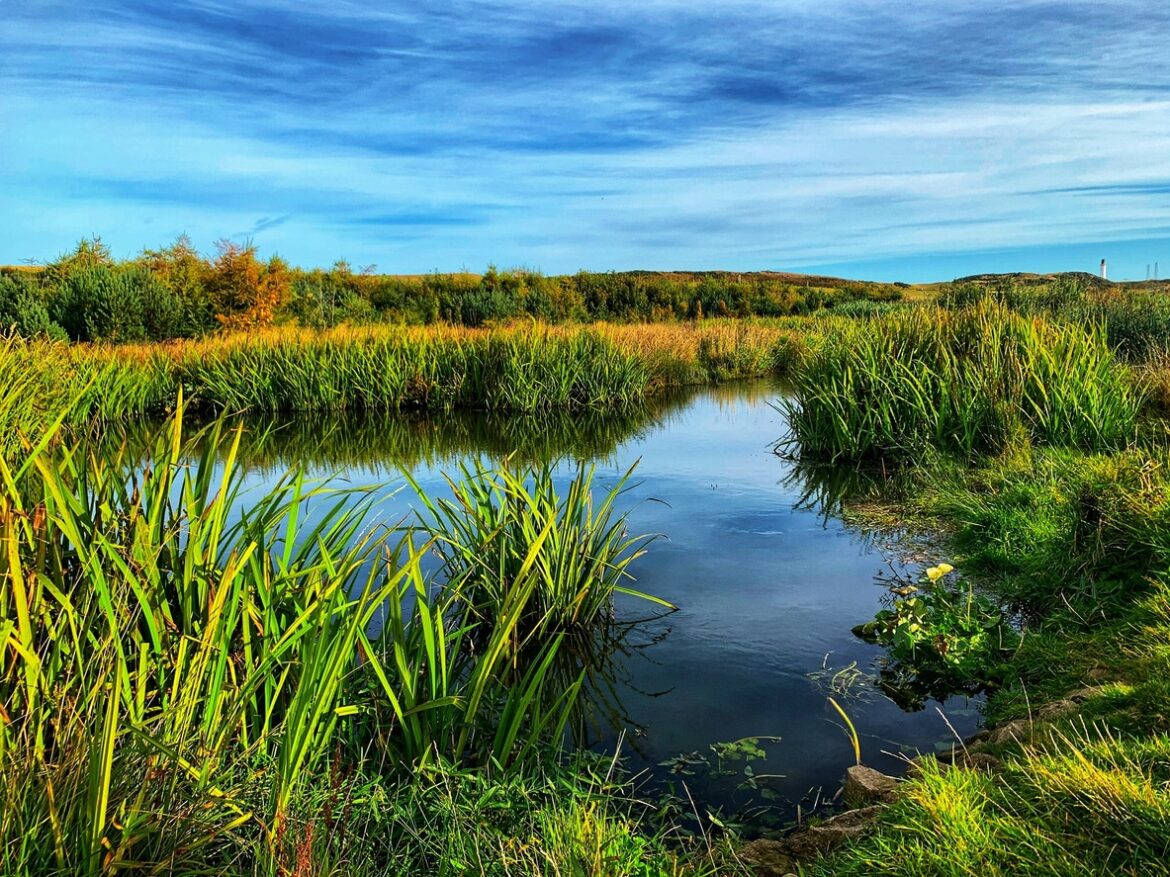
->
906, 754, 931, 778
941, 751, 1004, 775
737, 839, 796, 876
935, 745, 963, 764
1065, 686, 1104, 702
843, 764, 898, 806
1037, 699, 1078, 719
784, 806, 883, 860
956, 751, 1003, 772
986, 718, 1033, 746
965, 729, 992, 746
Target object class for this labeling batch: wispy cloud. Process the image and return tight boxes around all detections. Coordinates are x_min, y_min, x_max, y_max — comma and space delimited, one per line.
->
2, 0, 1168, 278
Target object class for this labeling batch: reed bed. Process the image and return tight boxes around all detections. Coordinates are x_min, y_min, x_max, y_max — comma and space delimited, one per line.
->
1, 322, 801, 448
598, 320, 810, 388
0, 397, 670, 875
785, 302, 1141, 462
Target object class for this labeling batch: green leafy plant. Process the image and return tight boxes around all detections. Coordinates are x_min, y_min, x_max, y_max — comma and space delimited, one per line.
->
853, 564, 1020, 709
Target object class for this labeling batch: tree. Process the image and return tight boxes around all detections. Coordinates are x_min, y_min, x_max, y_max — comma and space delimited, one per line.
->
137, 234, 215, 335
206, 240, 290, 330
0, 272, 65, 339
51, 265, 146, 343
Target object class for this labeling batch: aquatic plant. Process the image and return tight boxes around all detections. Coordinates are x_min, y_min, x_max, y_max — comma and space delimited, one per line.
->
785, 301, 1140, 462
853, 564, 1019, 709
405, 459, 672, 639
0, 394, 672, 874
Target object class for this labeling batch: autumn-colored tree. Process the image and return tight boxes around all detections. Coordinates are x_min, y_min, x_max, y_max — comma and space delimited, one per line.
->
138, 234, 204, 298
206, 239, 290, 330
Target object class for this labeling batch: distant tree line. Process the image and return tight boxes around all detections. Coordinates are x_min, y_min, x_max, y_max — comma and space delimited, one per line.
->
0, 236, 904, 343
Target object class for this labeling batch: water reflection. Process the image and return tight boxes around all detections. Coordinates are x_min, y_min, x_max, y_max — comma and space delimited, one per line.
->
105, 392, 697, 474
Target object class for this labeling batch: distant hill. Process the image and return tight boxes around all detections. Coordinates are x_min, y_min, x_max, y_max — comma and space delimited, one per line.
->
954, 270, 1106, 286
951, 270, 1170, 293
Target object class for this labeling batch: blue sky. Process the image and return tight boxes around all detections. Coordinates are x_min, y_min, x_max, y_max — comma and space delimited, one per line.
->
2, 1, 1168, 281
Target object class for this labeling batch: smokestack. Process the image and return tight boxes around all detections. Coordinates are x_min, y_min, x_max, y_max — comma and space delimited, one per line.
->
1100, 258, 1107, 280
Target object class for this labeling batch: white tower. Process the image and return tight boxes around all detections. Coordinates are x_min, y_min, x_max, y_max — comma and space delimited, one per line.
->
1100, 258, 1107, 280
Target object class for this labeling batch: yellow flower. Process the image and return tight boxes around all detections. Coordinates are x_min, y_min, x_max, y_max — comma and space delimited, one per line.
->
926, 562, 955, 582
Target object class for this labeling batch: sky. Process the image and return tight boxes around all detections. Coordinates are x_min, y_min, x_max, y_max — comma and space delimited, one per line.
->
2, 0, 1169, 282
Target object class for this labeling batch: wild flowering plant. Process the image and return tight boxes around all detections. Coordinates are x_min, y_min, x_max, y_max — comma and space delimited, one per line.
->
853, 563, 1019, 708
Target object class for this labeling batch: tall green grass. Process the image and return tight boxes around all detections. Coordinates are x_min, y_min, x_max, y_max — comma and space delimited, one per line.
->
172, 327, 650, 414
0, 395, 673, 875
0, 335, 173, 459
1, 321, 805, 464
785, 302, 1140, 462
406, 460, 672, 638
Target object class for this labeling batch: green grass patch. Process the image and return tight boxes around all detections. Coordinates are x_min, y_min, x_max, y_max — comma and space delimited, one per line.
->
785, 302, 1140, 463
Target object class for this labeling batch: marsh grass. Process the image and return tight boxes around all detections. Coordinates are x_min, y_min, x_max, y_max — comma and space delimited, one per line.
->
1, 322, 803, 451
405, 459, 673, 639
785, 302, 1140, 463
0, 394, 690, 875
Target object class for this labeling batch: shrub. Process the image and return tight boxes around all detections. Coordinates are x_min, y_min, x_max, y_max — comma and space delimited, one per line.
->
50, 264, 147, 342
0, 272, 65, 339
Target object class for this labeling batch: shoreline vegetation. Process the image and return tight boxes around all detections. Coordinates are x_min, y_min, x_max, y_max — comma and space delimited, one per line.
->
4, 238, 1170, 875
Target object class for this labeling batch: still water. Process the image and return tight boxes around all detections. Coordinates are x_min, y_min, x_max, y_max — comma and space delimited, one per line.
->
213, 380, 980, 823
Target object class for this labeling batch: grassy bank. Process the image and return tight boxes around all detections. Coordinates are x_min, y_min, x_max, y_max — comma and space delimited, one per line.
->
801, 453, 1170, 875
785, 304, 1170, 876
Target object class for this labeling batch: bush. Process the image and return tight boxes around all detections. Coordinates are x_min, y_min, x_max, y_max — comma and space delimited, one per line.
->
0, 272, 65, 339
50, 264, 147, 342
291, 268, 377, 328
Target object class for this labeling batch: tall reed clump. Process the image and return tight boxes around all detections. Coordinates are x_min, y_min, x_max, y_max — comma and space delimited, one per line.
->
785, 302, 1141, 463
0, 394, 662, 875
0, 335, 174, 459
405, 460, 672, 639
0, 335, 78, 458
598, 320, 808, 388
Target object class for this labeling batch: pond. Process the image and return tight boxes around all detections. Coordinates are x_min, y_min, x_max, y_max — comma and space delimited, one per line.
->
194, 380, 981, 826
